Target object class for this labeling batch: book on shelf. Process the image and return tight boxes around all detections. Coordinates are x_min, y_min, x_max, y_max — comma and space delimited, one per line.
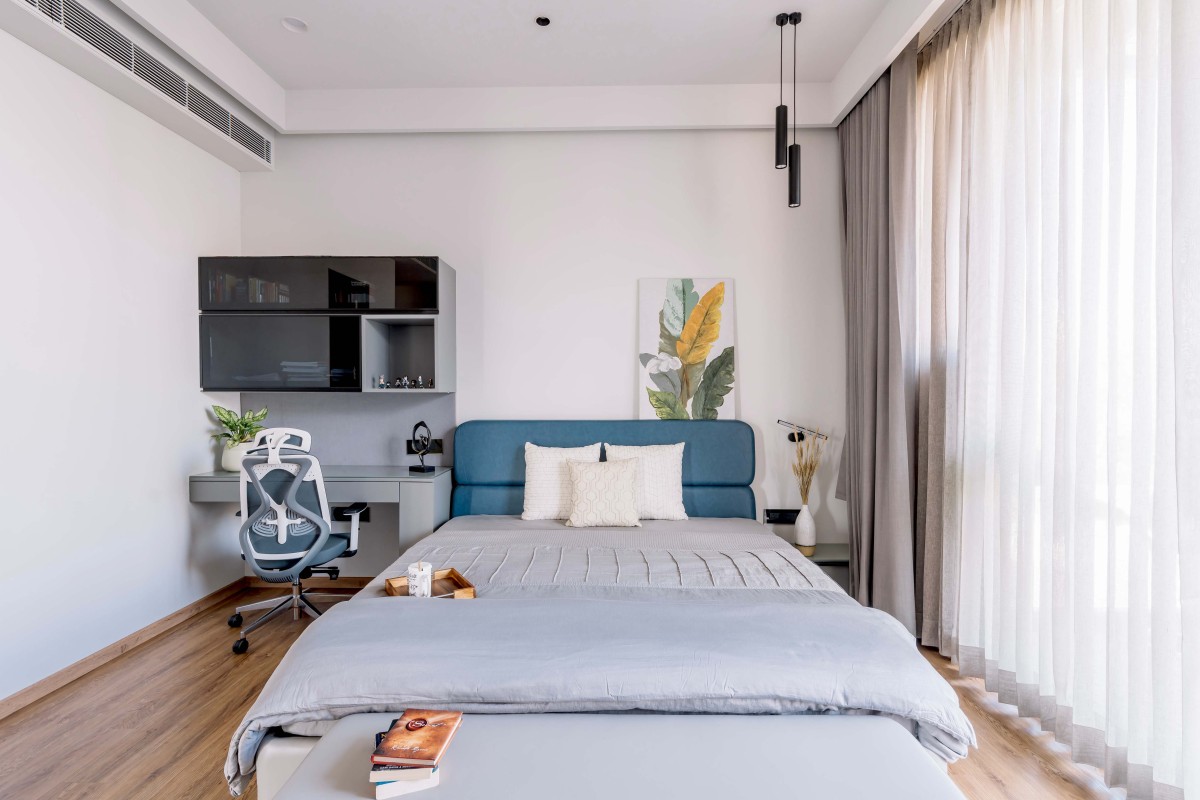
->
372, 709, 463, 767
206, 269, 290, 305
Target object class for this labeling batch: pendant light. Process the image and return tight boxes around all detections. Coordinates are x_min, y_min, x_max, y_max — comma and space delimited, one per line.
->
774, 14, 788, 169
787, 12, 802, 207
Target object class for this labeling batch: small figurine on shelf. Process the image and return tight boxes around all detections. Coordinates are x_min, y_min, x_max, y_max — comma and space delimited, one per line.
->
428, 378, 434, 390
416, 375, 425, 389
400, 376, 411, 389
377, 375, 387, 390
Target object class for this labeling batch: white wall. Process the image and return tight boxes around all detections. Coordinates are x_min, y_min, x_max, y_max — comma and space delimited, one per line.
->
0, 29, 242, 699
242, 129, 848, 543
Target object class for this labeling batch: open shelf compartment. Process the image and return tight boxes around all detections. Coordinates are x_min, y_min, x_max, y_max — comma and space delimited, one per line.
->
361, 315, 455, 393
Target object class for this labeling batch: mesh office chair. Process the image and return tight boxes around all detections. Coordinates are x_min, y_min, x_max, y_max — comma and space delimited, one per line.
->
226, 428, 366, 655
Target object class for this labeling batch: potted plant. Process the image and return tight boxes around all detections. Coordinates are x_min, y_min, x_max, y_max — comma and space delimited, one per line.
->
211, 405, 268, 472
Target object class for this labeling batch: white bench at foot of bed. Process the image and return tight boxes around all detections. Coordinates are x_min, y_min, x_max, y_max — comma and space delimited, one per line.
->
263, 713, 964, 800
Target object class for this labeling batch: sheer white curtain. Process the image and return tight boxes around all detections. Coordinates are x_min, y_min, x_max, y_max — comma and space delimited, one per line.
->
914, 0, 1196, 797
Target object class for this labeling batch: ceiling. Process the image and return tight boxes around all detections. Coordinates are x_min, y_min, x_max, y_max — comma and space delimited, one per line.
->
186, 0, 890, 91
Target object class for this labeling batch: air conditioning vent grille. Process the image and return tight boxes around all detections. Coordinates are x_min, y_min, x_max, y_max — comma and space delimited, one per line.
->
133, 47, 186, 105
230, 115, 269, 161
186, 85, 230, 134
37, 0, 62, 23
17, 0, 272, 164
63, 0, 132, 69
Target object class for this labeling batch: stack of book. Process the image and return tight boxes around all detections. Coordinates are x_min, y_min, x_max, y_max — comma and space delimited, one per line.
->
370, 709, 463, 799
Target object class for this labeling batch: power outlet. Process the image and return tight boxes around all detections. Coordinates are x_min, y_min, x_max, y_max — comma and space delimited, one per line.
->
333, 506, 371, 523
406, 438, 444, 455
764, 508, 800, 525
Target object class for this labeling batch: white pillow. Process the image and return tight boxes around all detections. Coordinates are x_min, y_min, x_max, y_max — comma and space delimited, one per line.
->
603, 443, 688, 520
521, 442, 602, 520
565, 459, 641, 528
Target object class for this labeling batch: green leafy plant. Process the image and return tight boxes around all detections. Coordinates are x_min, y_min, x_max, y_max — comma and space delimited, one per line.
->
210, 405, 268, 449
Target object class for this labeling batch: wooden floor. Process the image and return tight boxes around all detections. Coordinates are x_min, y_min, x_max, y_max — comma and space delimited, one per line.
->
0, 589, 1111, 800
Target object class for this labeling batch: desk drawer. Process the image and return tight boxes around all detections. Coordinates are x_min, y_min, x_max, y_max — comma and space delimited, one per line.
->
324, 481, 399, 504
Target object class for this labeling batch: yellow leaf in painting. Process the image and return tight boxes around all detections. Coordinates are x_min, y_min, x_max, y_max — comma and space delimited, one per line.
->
676, 282, 724, 366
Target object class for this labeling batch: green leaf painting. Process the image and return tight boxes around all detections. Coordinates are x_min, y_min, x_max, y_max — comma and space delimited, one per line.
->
662, 279, 698, 338
691, 346, 735, 420
639, 279, 736, 420
646, 388, 690, 420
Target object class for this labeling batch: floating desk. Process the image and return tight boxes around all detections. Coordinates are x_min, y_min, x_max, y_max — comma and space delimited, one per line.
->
189, 466, 452, 552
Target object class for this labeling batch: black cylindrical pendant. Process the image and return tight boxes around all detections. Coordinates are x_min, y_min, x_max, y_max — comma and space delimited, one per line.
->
774, 105, 788, 169
788, 143, 801, 207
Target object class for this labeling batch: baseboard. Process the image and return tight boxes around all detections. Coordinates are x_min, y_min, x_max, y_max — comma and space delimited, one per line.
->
0, 577, 249, 722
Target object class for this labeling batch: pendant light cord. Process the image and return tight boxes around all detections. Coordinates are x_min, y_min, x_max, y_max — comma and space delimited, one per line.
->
779, 24, 784, 105
792, 21, 797, 145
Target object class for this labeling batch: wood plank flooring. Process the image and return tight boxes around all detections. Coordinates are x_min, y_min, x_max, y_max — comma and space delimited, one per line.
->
0, 589, 1110, 799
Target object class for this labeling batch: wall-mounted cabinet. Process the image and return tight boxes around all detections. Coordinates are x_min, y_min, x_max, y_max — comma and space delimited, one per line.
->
200, 314, 361, 391
198, 257, 455, 393
199, 256, 443, 313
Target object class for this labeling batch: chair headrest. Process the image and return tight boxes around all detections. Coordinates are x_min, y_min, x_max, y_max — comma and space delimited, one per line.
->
249, 428, 313, 465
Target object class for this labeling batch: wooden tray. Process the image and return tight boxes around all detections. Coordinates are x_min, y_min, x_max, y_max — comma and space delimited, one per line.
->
385, 567, 476, 599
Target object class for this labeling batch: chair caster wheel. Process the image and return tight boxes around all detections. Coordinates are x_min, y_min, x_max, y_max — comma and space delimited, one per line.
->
232, 638, 249, 655
227, 613, 243, 628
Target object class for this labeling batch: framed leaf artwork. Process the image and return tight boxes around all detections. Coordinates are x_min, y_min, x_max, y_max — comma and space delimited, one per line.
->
638, 278, 737, 420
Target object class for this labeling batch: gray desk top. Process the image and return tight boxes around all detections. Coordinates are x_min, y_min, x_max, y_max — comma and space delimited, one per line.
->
190, 466, 451, 482
276, 712, 963, 800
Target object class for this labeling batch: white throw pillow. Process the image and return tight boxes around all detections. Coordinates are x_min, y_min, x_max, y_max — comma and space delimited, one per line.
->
603, 443, 688, 520
565, 459, 641, 528
521, 442, 602, 520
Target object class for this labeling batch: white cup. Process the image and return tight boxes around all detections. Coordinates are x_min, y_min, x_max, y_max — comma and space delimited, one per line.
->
407, 561, 432, 597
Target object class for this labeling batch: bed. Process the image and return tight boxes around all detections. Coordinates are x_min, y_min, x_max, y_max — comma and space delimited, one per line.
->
229, 420, 974, 798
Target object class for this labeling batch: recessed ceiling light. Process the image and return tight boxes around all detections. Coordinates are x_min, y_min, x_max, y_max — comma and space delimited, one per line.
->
281, 17, 309, 34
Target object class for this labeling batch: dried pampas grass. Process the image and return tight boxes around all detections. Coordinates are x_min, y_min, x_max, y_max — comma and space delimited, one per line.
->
791, 430, 825, 506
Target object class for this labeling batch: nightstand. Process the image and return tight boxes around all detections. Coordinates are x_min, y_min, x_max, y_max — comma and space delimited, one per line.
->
796, 542, 850, 567
795, 543, 851, 592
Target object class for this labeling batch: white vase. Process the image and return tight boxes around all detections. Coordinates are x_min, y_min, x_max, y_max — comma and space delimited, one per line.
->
221, 441, 253, 473
795, 504, 817, 556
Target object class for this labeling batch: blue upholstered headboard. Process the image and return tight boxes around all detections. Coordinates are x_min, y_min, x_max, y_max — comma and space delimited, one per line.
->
451, 420, 756, 519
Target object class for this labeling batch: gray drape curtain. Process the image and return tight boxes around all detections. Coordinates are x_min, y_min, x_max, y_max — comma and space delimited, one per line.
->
836, 43, 920, 634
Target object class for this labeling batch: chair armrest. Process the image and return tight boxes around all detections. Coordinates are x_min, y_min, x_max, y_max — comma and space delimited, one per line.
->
336, 502, 368, 553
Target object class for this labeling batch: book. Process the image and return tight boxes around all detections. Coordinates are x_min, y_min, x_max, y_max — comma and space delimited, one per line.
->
375, 770, 439, 799
371, 709, 463, 767
371, 732, 438, 783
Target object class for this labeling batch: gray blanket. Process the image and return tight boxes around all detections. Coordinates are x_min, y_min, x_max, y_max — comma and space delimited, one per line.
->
225, 518, 975, 795
357, 516, 848, 597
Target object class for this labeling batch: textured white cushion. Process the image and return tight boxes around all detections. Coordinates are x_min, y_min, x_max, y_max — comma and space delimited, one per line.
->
565, 459, 641, 528
603, 443, 688, 520
521, 442, 602, 520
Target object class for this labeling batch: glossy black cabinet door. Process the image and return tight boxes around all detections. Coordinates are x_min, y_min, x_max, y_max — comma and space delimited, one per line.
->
199, 257, 439, 312
200, 315, 360, 391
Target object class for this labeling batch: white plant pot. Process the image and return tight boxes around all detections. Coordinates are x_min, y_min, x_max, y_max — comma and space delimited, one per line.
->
221, 441, 254, 473
795, 504, 817, 556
